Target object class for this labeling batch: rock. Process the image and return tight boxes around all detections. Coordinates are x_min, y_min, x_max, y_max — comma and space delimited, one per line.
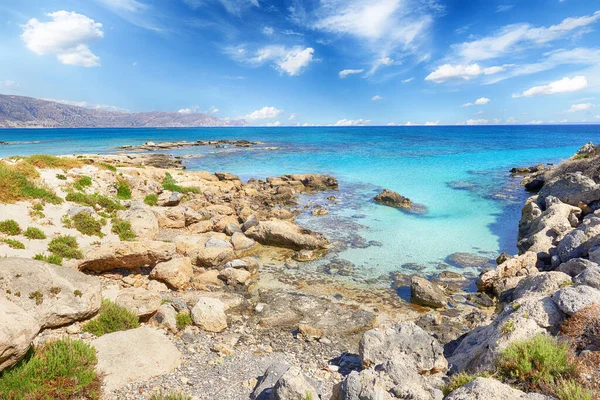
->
79, 241, 176, 273
245, 220, 329, 250
224, 222, 242, 236
215, 171, 239, 181
67, 205, 95, 216
116, 203, 159, 240
156, 190, 184, 206
147, 280, 169, 292
0, 297, 40, 372
191, 297, 228, 332
573, 264, 600, 289
360, 321, 447, 373
252, 362, 290, 400
0, 258, 101, 329
219, 267, 252, 285
445, 377, 553, 399
93, 326, 182, 392
477, 252, 538, 296
188, 220, 213, 233
556, 216, 600, 262
242, 214, 259, 232
153, 206, 186, 228
373, 189, 428, 214
151, 303, 178, 333
539, 172, 600, 206
224, 257, 259, 274
448, 252, 493, 269
572, 141, 596, 159
115, 287, 163, 318
556, 258, 597, 277
410, 276, 448, 308
552, 285, 600, 315
150, 257, 193, 290
511, 271, 572, 301
496, 252, 511, 265
271, 366, 319, 400
231, 232, 256, 251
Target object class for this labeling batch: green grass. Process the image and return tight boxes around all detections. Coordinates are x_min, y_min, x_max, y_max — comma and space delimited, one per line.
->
111, 218, 136, 241
65, 192, 124, 213
0, 162, 61, 204
72, 212, 105, 237
116, 180, 132, 200
162, 173, 200, 194
149, 390, 192, 400
442, 372, 490, 396
33, 253, 63, 266
0, 337, 100, 400
83, 299, 140, 337
55, 173, 67, 180
24, 227, 47, 240
73, 175, 93, 191
1, 238, 25, 249
47, 235, 83, 259
0, 219, 21, 235
501, 321, 516, 335
176, 312, 193, 330
99, 163, 117, 172
549, 378, 593, 400
144, 193, 158, 206
21, 154, 83, 169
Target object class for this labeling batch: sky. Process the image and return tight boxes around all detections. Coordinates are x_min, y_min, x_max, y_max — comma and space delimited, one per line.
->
1, 0, 600, 126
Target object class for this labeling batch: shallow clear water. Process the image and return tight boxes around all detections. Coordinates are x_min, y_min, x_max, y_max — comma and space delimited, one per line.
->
2, 125, 600, 274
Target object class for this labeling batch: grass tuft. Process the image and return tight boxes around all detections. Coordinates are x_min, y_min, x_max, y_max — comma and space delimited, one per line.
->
24, 227, 47, 240
99, 163, 117, 172
162, 173, 200, 194
22, 154, 83, 169
48, 235, 83, 259
442, 372, 490, 396
83, 299, 140, 337
33, 253, 63, 266
111, 218, 136, 241
65, 192, 124, 213
1, 238, 25, 249
73, 175, 93, 191
0, 219, 21, 235
176, 312, 193, 330
116, 180, 132, 200
144, 193, 158, 206
72, 212, 105, 237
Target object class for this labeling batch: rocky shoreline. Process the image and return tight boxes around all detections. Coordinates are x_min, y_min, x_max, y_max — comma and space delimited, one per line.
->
0, 144, 599, 399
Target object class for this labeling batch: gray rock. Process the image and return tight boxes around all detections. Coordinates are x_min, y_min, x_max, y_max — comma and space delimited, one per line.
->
556, 258, 597, 277
116, 203, 159, 240
242, 214, 259, 232
0, 297, 40, 372
67, 206, 95, 216
410, 276, 448, 308
447, 252, 493, 269
573, 264, 600, 289
271, 366, 319, 400
445, 377, 553, 399
538, 171, 600, 206
156, 190, 184, 207
252, 362, 290, 400
150, 304, 178, 333
225, 222, 242, 236
511, 271, 571, 301
552, 284, 600, 315
205, 237, 233, 248
231, 232, 256, 251
477, 252, 538, 297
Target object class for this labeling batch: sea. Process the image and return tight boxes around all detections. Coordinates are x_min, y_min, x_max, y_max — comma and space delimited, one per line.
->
2, 125, 600, 277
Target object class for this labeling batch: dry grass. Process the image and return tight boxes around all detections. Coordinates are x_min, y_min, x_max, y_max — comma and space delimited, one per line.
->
20, 154, 83, 169
561, 304, 600, 351
0, 161, 62, 204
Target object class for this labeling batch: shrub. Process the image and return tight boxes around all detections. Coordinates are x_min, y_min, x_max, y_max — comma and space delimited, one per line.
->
72, 212, 105, 237
83, 299, 140, 336
442, 372, 490, 396
0, 338, 100, 399
99, 163, 117, 172
0, 219, 21, 235
149, 390, 192, 400
560, 304, 600, 351
111, 218, 136, 241
24, 227, 47, 240
66, 192, 124, 213
549, 378, 593, 400
116, 180, 132, 200
48, 235, 83, 259
144, 193, 158, 206
1, 238, 25, 249
73, 175, 93, 191
33, 203, 44, 211
176, 312, 192, 330
56, 173, 67, 180
22, 154, 83, 169
33, 253, 63, 266
162, 173, 200, 194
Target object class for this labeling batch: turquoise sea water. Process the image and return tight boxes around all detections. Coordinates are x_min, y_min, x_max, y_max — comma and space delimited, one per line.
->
2, 125, 600, 275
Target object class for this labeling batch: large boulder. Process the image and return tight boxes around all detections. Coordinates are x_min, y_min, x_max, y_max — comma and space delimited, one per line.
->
410, 276, 448, 308
556, 258, 597, 277
445, 377, 553, 399
373, 189, 427, 214
556, 216, 600, 262
271, 366, 319, 400
93, 326, 182, 392
78, 241, 176, 273
0, 297, 40, 372
0, 258, 101, 328
538, 171, 600, 206
252, 362, 290, 400
477, 252, 538, 297
551, 285, 600, 315
174, 235, 235, 268
191, 297, 228, 332
149, 257, 193, 290
116, 203, 159, 240
115, 288, 163, 318
153, 206, 186, 229
510, 271, 571, 301
573, 264, 600, 289
245, 220, 329, 250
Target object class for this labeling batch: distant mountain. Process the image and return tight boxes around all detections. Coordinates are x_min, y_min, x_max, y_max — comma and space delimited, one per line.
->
0, 94, 246, 128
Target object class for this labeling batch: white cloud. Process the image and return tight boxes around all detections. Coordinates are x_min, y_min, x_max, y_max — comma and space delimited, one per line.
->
178, 106, 199, 114
425, 121, 440, 125
44, 98, 128, 112
276, 47, 314, 76
184, 0, 259, 15
245, 106, 283, 120
466, 118, 489, 125
262, 26, 274, 35
462, 97, 491, 107
566, 103, 595, 112
21, 11, 103, 67
98, 0, 146, 12
371, 95, 383, 101
368, 56, 402, 75
495, 5, 514, 12
339, 68, 364, 78
288, 114, 296, 121
513, 76, 588, 97
334, 118, 371, 126
235, 45, 315, 76
266, 121, 281, 126
0, 80, 18, 89
425, 63, 507, 83
506, 117, 517, 123
402, 77, 414, 83
527, 120, 544, 125
209, 106, 219, 113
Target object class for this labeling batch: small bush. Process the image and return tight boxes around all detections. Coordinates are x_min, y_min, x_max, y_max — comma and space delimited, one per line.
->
33, 253, 63, 265
176, 312, 192, 330
0, 337, 100, 399
560, 304, 600, 351
73, 175, 93, 191
48, 235, 83, 259
1, 238, 25, 249
501, 321, 515, 335
72, 212, 105, 237
149, 390, 192, 400
83, 299, 140, 336
442, 372, 491, 396
24, 227, 47, 240
56, 173, 67, 180
29, 290, 43, 305
33, 203, 44, 211
162, 173, 200, 194
66, 192, 124, 213
0, 219, 21, 235
144, 193, 158, 206
0, 162, 60, 204
549, 378, 593, 400
111, 218, 136, 241
116, 180, 132, 200
99, 163, 117, 172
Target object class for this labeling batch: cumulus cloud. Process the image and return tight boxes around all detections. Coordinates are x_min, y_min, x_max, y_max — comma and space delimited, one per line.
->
371, 95, 383, 101
276, 47, 314, 76
245, 106, 283, 120
462, 97, 491, 107
527, 120, 544, 125
506, 116, 517, 123
513, 76, 588, 97
425, 63, 507, 83
339, 69, 364, 78
21, 11, 104, 67
233, 45, 315, 76
566, 103, 595, 112
333, 118, 371, 126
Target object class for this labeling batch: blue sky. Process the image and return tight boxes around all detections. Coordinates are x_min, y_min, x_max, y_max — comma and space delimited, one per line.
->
1, 0, 599, 126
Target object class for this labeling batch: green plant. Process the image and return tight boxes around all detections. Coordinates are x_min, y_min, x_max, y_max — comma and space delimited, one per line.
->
111, 218, 136, 241
116, 180, 132, 200
65, 192, 124, 213
501, 321, 516, 335
49, 286, 61, 295
83, 299, 140, 336
176, 312, 192, 330
72, 212, 105, 237
74, 289, 83, 297
1, 238, 25, 249
162, 173, 200, 194
0, 219, 21, 235
33, 203, 44, 211
48, 235, 83, 259
442, 372, 491, 396
549, 378, 593, 400
0, 338, 100, 399
512, 302, 521, 311
560, 280, 574, 288
144, 193, 158, 206
0, 162, 62, 204
73, 175, 93, 191
24, 226, 47, 240
149, 390, 192, 400
56, 173, 67, 180
29, 290, 43, 305
99, 163, 117, 172
33, 253, 63, 266
22, 154, 83, 169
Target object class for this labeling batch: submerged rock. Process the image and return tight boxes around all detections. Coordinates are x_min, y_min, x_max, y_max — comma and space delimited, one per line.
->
373, 189, 428, 214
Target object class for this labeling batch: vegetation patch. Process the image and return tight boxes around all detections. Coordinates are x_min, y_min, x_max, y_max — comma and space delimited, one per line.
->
72, 212, 106, 237
176, 312, 193, 330
144, 193, 158, 206
116, 179, 132, 200
73, 175, 93, 191
56, 173, 67, 180
0, 219, 21, 235
83, 299, 140, 336
560, 304, 600, 352
162, 172, 200, 194
1, 238, 25, 249
0, 337, 101, 400
28, 290, 43, 305
99, 162, 117, 172
0, 161, 62, 204
33, 253, 63, 266
21, 154, 83, 169
24, 227, 47, 240
65, 192, 124, 214
111, 218, 136, 241
29, 203, 45, 219
48, 235, 83, 259
442, 372, 491, 396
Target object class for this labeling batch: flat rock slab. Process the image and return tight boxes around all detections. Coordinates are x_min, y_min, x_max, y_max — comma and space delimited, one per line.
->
93, 326, 182, 392
78, 241, 176, 273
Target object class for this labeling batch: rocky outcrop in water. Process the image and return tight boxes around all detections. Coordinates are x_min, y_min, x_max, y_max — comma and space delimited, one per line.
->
373, 189, 428, 214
